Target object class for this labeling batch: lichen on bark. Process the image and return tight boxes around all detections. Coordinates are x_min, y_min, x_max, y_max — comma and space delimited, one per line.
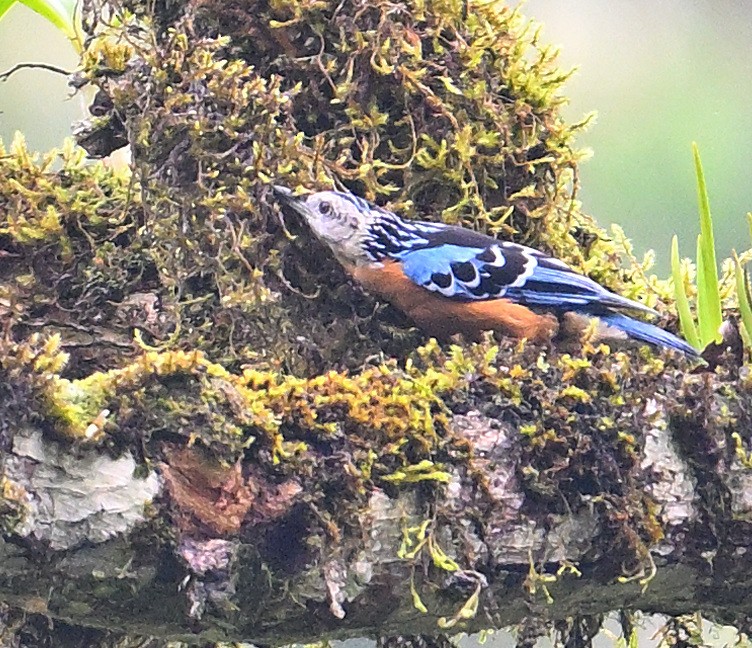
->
2, 0, 750, 645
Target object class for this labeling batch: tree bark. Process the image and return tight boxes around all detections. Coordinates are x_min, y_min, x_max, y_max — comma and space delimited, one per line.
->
2, 378, 752, 645
1, 0, 751, 646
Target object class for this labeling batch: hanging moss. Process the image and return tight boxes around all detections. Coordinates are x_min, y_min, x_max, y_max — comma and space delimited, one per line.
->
57, 0, 678, 376
3, 2, 737, 627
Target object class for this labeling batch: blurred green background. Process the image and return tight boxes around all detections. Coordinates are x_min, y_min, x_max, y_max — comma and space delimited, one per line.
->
1, 1, 750, 272
524, 0, 752, 271
0, 6, 81, 151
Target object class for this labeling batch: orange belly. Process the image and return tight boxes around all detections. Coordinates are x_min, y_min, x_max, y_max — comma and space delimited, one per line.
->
350, 261, 558, 342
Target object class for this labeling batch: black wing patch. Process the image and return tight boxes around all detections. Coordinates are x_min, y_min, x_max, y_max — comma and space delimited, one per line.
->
397, 222, 653, 312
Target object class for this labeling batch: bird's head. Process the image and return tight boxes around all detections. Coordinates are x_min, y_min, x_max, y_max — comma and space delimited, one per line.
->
273, 186, 372, 265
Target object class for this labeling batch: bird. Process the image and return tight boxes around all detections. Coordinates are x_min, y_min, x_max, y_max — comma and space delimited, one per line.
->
272, 185, 698, 356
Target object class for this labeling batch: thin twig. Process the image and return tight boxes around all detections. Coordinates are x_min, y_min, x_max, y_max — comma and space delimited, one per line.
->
0, 62, 73, 83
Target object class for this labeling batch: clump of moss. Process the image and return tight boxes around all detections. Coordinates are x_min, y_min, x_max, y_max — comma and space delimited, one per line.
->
2, 324, 728, 589
55, 0, 678, 380
1, 0, 686, 384
5, 0, 728, 610
0, 476, 27, 536
0, 136, 135, 250
0, 136, 157, 375
1, 1, 690, 404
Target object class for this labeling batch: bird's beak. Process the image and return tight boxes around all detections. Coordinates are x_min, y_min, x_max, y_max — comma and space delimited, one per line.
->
271, 184, 308, 217
272, 185, 294, 201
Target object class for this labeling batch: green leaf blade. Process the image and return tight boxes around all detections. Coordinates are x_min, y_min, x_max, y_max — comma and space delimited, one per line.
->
0, 0, 18, 21
695, 234, 709, 342
671, 235, 700, 349
692, 143, 723, 344
734, 253, 752, 351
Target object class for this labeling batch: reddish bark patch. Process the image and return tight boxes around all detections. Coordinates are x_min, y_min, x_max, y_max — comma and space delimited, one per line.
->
161, 445, 302, 537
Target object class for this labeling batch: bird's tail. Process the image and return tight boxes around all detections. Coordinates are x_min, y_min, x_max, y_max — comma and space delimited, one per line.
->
597, 312, 699, 357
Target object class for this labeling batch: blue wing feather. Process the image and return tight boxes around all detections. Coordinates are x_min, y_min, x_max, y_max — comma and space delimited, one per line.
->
598, 312, 699, 356
394, 223, 654, 314
399, 245, 487, 298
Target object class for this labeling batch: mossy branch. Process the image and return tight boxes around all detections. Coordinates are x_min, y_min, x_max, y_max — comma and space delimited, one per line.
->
1, 0, 750, 646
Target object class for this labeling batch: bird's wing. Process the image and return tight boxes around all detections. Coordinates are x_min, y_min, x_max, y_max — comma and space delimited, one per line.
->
396, 223, 654, 314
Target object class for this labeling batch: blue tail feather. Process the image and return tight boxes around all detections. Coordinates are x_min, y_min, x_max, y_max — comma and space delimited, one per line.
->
595, 312, 699, 357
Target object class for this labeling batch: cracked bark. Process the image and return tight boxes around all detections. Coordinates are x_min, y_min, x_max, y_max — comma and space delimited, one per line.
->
1, 399, 751, 645
2, 1, 751, 646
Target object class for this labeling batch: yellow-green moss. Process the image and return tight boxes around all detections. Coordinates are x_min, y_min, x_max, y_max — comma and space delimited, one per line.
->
0, 0, 690, 388
47, 0, 686, 377
0, 136, 134, 250
2, 317, 741, 601
0, 476, 27, 535
5, 0, 735, 583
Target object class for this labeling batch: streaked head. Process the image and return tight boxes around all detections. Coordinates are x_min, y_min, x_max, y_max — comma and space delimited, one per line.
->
272, 186, 371, 264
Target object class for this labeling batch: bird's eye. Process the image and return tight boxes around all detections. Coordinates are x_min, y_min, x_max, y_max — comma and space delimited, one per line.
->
319, 201, 332, 215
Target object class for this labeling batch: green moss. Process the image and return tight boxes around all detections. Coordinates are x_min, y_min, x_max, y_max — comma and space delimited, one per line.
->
0, 136, 133, 250
41, 0, 683, 378
3, 305, 745, 620
0, 0, 687, 392
82, 37, 135, 76
1, 323, 726, 590
4, 1, 738, 615
0, 476, 27, 535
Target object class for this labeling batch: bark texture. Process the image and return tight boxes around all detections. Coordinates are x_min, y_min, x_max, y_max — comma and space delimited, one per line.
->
2, 382, 752, 645
1, 0, 750, 647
